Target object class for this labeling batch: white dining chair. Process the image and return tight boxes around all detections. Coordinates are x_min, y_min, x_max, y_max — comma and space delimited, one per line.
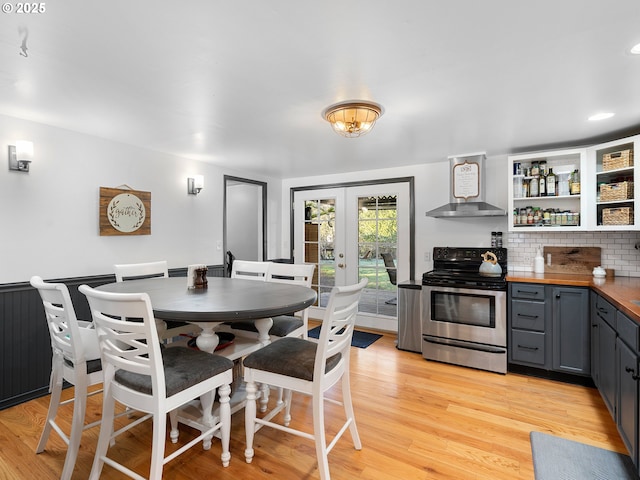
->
230, 260, 271, 281
243, 278, 368, 480
79, 284, 234, 480
30, 276, 104, 480
228, 262, 316, 340
114, 261, 200, 341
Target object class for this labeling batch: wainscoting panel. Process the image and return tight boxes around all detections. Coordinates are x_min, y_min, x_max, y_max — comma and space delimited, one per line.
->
0, 265, 225, 410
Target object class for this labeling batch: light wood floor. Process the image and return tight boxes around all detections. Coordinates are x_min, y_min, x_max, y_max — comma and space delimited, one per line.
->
0, 326, 626, 479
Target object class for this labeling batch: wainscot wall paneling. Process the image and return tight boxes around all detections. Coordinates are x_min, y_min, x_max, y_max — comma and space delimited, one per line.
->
0, 265, 225, 410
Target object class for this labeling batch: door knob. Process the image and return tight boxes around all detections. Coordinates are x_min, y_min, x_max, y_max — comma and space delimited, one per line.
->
338, 263, 345, 269
338, 253, 344, 258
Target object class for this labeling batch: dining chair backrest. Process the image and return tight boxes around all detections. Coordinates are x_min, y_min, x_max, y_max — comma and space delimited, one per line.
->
266, 262, 315, 288
315, 278, 368, 385
231, 260, 271, 281
31, 276, 100, 367
114, 260, 169, 282
79, 286, 166, 399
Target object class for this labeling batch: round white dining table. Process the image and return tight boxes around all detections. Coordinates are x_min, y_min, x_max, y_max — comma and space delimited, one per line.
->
96, 276, 317, 353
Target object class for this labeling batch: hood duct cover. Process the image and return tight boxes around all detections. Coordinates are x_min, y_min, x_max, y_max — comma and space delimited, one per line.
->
425, 152, 506, 218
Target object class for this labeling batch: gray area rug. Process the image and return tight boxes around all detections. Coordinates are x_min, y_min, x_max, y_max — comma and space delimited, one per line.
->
530, 431, 638, 480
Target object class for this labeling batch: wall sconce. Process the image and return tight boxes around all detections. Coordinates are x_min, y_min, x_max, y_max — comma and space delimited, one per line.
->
187, 175, 204, 195
8, 140, 34, 172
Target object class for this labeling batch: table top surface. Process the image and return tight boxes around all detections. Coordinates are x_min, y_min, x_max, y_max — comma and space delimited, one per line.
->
96, 276, 317, 322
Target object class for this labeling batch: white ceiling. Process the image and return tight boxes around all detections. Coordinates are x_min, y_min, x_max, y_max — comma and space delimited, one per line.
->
1, 1, 639, 179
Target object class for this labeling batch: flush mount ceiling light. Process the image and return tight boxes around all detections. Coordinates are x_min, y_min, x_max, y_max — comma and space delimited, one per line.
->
322, 100, 383, 138
630, 43, 640, 55
588, 112, 615, 121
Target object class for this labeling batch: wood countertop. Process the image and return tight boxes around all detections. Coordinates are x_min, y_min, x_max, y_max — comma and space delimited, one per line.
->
506, 272, 640, 323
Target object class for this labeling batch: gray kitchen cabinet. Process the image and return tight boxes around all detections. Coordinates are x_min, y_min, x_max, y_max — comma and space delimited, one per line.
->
551, 286, 590, 375
592, 294, 617, 418
617, 311, 640, 469
509, 283, 549, 369
509, 282, 590, 376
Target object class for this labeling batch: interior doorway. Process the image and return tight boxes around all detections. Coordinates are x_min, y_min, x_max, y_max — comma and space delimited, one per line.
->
223, 176, 267, 274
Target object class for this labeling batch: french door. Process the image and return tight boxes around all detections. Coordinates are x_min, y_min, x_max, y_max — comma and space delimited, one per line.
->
293, 182, 410, 331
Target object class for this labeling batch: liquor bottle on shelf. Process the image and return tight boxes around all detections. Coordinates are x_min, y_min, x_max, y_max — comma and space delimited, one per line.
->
539, 173, 546, 197
546, 168, 556, 196
570, 169, 581, 195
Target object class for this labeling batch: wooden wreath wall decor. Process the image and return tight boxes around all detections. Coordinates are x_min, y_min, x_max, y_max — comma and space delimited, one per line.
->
99, 186, 151, 236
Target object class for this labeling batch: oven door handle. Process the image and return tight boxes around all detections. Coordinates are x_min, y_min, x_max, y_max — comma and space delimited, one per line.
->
423, 336, 506, 354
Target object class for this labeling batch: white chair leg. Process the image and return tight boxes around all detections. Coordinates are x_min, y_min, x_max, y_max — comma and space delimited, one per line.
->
244, 381, 257, 464
342, 373, 362, 449
89, 385, 116, 480
149, 410, 167, 479
60, 376, 88, 480
218, 384, 231, 467
312, 393, 331, 480
283, 389, 293, 427
36, 356, 63, 453
169, 410, 179, 444
259, 383, 270, 412
199, 390, 215, 451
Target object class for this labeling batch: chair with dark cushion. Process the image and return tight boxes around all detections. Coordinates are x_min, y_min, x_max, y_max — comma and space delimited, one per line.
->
243, 278, 368, 480
228, 262, 316, 340
31, 276, 104, 480
79, 284, 234, 479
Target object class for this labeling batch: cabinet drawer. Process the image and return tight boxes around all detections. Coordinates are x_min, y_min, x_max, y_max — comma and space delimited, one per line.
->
594, 295, 616, 329
511, 330, 546, 365
617, 311, 640, 353
511, 284, 545, 300
512, 300, 545, 331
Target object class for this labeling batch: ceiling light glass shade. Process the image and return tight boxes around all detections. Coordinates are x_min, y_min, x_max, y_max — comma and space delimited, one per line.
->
323, 101, 383, 138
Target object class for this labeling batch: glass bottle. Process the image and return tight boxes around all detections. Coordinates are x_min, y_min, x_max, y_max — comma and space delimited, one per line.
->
539, 173, 546, 197
570, 169, 581, 195
491, 231, 497, 247
538, 160, 547, 176
531, 161, 539, 176
529, 174, 539, 197
496, 232, 503, 248
546, 168, 556, 196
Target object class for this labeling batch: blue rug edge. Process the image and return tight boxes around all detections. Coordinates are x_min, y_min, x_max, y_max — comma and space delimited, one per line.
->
307, 326, 382, 348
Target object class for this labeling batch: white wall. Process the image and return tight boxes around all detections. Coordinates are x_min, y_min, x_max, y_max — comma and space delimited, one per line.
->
0, 114, 280, 283
279, 155, 510, 280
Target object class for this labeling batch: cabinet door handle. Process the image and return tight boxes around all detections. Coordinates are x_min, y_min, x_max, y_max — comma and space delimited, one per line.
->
517, 313, 539, 319
555, 294, 561, 298
591, 323, 599, 328
517, 290, 538, 295
597, 307, 609, 314
518, 344, 539, 351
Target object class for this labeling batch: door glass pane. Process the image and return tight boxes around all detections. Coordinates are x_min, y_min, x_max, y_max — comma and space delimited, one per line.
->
357, 195, 398, 316
304, 199, 335, 307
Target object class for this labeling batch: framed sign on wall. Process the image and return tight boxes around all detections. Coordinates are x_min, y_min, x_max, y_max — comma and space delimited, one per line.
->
99, 186, 151, 236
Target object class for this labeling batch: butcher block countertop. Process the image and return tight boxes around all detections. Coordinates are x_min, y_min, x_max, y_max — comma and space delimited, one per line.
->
506, 272, 640, 323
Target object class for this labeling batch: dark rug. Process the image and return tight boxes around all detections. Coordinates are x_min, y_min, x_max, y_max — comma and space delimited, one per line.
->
307, 326, 382, 349
530, 431, 638, 480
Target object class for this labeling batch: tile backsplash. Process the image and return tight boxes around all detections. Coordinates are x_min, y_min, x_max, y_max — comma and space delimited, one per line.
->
507, 231, 640, 277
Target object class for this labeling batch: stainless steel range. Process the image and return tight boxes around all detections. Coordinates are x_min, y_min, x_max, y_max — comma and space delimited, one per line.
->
422, 247, 508, 374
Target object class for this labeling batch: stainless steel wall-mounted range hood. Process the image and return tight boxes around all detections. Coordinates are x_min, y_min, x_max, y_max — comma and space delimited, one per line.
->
425, 152, 506, 218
